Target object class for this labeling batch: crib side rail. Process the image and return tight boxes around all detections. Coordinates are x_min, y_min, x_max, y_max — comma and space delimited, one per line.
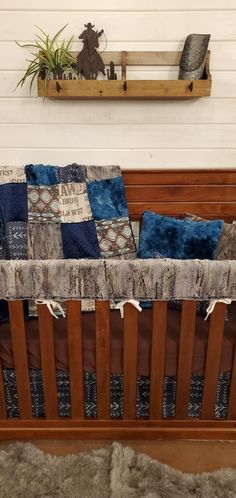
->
1, 299, 234, 428
67, 301, 84, 419
8, 301, 32, 419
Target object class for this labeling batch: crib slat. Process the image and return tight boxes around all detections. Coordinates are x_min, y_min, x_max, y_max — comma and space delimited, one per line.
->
38, 305, 58, 419
227, 347, 236, 419
96, 301, 110, 419
8, 301, 32, 419
201, 303, 226, 420
150, 301, 167, 420
0, 362, 7, 419
67, 301, 84, 419
124, 303, 139, 420
176, 301, 197, 419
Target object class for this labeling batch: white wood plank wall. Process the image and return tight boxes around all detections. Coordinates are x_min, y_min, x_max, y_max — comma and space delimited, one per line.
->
0, 0, 236, 168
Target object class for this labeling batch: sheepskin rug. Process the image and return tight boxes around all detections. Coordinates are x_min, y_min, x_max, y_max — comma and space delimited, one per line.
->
0, 442, 235, 497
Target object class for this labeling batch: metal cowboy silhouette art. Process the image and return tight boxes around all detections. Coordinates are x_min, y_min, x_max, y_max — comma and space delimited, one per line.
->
77, 23, 106, 80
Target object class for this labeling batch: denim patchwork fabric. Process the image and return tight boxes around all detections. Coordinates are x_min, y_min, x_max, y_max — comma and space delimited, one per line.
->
5, 222, 28, 260
0, 183, 28, 222
56, 164, 86, 184
87, 176, 129, 221
0, 214, 6, 260
0, 161, 136, 279
25, 164, 58, 185
61, 221, 100, 259
0, 163, 136, 319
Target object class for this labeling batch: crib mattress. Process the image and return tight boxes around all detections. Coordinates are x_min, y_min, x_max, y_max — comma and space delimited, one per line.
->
2, 369, 231, 420
0, 306, 236, 376
0, 305, 236, 376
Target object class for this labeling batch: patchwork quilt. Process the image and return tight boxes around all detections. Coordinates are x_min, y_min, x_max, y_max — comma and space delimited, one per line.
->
0, 164, 136, 318
0, 164, 136, 261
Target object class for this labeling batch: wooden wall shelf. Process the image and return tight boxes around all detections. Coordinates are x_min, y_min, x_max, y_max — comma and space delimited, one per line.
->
37, 51, 212, 100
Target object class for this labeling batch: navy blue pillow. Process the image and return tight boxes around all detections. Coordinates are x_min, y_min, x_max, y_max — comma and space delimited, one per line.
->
138, 211, 224, 260
138, 211, 224, 315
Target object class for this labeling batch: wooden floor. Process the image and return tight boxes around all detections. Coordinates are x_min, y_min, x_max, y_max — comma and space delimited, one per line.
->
1, 439, 236, 474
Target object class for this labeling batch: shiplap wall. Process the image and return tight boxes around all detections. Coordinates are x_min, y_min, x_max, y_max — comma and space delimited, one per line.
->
0, 1, 236, 168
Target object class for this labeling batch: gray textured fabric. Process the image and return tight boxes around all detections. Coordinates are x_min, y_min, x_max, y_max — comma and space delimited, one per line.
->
184, 213, 236, 260
84, 165, 121, 181
215, 223, 236, 260
0, 258, 236, 301
179, 34, 211, 80
27, 222, 63, 260
0, 442, 235, 498
0, 442, 111, 498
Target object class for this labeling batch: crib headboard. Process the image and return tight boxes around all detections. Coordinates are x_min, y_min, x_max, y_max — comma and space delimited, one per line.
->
123, 169, 236, 222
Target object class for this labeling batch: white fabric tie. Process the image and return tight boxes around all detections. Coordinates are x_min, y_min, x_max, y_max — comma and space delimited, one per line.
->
115, 299, 142, 318
205, 299, 232, 321
35, 300, 66, 319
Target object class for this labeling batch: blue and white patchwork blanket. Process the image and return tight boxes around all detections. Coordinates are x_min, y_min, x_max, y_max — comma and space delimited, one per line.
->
0, 164, 136, 261
0, 164, 136, 320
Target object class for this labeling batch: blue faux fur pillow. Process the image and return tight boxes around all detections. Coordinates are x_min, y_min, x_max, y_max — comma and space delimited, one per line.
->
138, 211, 224, 260
138, 211, 225, 316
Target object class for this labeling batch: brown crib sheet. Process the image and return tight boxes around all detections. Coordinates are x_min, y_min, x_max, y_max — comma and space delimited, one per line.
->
0, 304, 236, 376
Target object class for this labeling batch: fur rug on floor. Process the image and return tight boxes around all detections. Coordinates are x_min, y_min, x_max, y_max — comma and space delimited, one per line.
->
0, 442, 235, 498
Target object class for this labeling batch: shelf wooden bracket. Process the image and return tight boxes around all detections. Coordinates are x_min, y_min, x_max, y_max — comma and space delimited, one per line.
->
121, 51, 127, 80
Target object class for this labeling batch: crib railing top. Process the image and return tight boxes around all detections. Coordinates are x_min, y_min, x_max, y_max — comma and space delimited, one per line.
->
1, 258, 236, 302
123, 169, 236, 221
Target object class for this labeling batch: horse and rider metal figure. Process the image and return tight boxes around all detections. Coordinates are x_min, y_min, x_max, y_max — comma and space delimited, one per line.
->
77, 23, 106, 80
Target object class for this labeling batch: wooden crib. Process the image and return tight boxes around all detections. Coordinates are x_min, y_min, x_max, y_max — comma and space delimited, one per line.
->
1, 168, 236, 441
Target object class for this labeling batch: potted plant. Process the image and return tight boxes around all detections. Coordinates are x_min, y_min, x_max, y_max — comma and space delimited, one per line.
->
16, 25, 78, 95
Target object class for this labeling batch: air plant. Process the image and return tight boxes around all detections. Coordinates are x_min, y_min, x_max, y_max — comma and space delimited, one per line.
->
16, 25, 78, 95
